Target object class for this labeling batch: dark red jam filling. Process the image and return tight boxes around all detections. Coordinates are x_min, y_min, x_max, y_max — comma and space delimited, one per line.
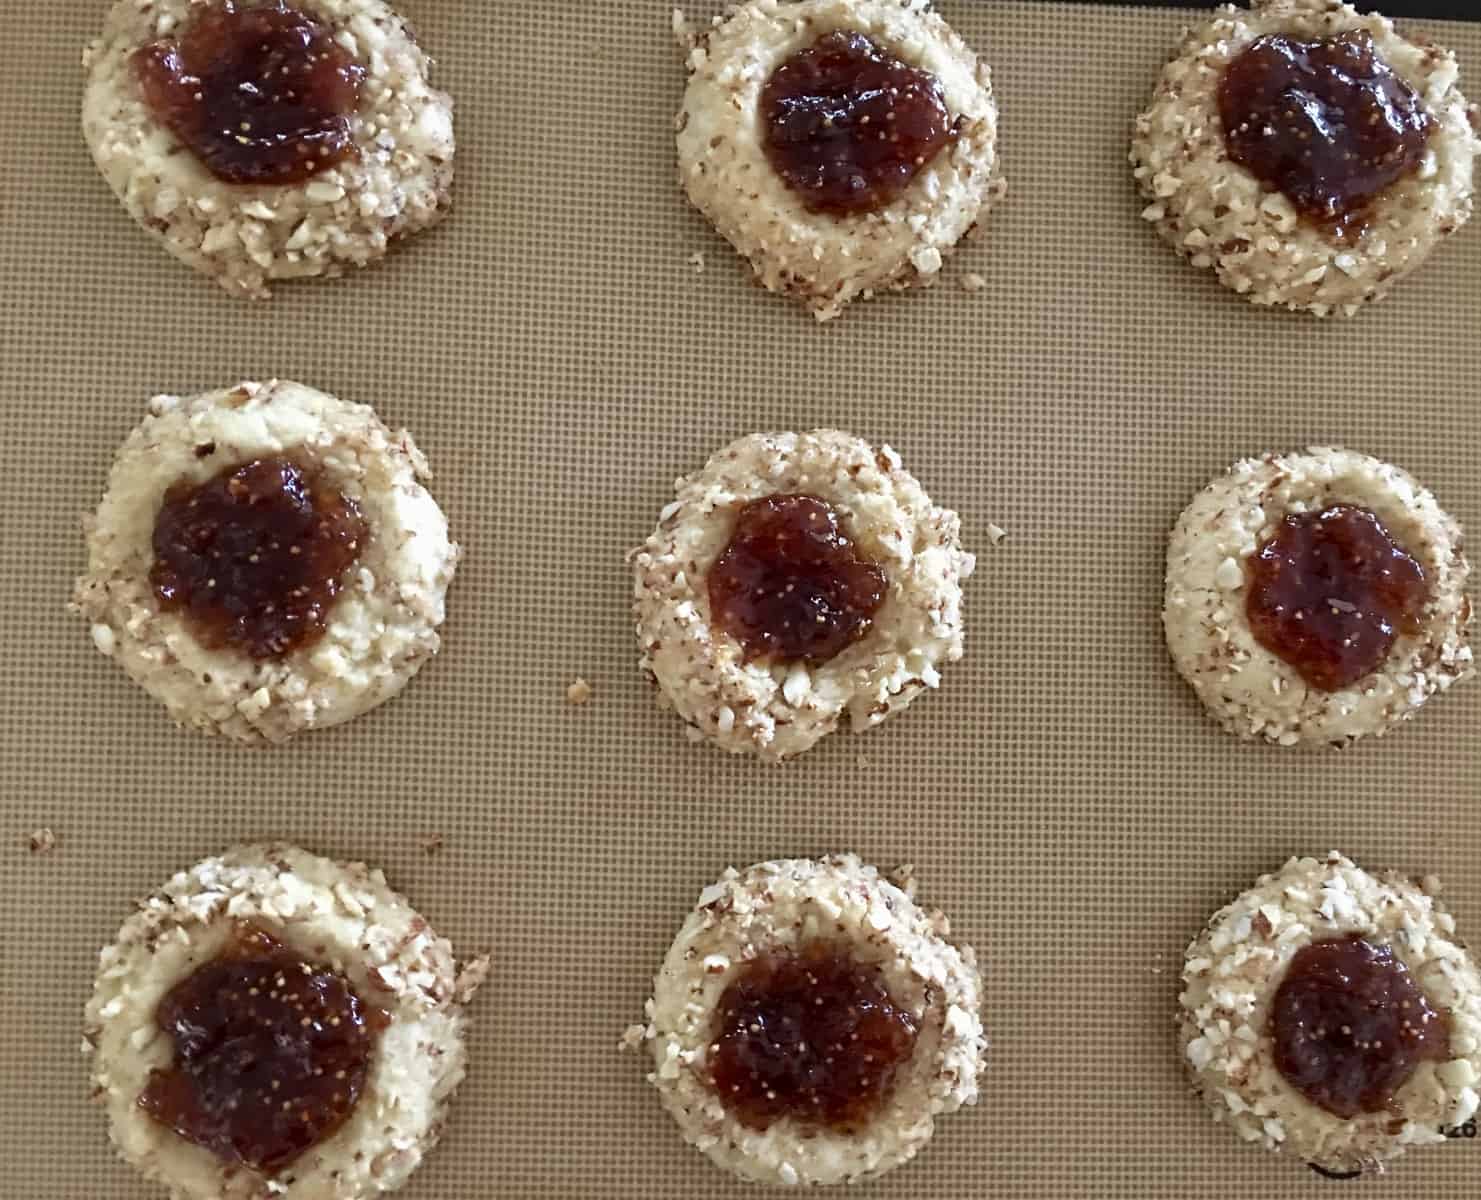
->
151, 455, 367, 661
707, 493, 887, 666
138, 922, 388, 1174
134, 1, 364, 185
760, 30, 960, 215
1271, 934, 1450, 1120
708, 943, 919, 1131
1217, 32, 1433, 239
1245, 505, 1428, 692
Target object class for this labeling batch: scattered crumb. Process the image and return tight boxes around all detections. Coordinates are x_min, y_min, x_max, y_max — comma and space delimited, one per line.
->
985, 522, 1008, 547
454, 953, 492, 1005
889, 864, 918, 899
567, 678, 593, 706
960, 272, 988, 293
1151, 966, 1164, 975
686, 251, 706, 274
26, 828, 56, 855
856, 753, 869, 770
619, 1022, 647, 1052
419, 833, 445, 855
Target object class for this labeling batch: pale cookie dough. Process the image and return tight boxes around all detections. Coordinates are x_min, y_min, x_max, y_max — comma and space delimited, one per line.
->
676, 0, 1003, 320
83, 0, 455, 298
1180, 852, 1481, 1173
631, 854, 986, 1186
1164, 447, 1472, 747
630, 430, 975, 761
85, 843, 488, 1200
1131, 0, 1480, 316
71, 380, 459, 745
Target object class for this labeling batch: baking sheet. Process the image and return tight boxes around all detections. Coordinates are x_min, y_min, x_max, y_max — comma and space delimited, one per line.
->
1, 1, 1478, 1197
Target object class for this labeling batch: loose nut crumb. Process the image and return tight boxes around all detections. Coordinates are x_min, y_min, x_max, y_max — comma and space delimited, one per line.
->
567, 678, 593, 705
419, 833, 445, 855
619, 1022, 646, 1052
453, 954, 492, 1005
26, 828, 57, 855
985, 523, 1008, 547
686, 251, 706, 274
960, 272, 988, 292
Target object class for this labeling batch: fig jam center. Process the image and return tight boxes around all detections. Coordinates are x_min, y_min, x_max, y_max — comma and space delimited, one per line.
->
134, 1, 364, 185
1271, 934, 1450, 1120
1217, 32, 1433, 238
707, 493, 887, 666
151, 455, 367, 661
760, 30, 960, 215
708, 943, 918, 1131
1245, 505, 1428, 692
138, 922, 387, 1174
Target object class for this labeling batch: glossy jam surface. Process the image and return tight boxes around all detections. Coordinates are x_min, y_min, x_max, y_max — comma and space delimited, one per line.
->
151, 455, 367, 661
707, 494, 887, 666
138, 922, 387, 1174
1245, 505, 1428, 692
1217, 32, 1433, 238
708, 943, 919, 1131
134, 1, 364, 185
760, 31, 960, 215
1271, 934, 1450, 1120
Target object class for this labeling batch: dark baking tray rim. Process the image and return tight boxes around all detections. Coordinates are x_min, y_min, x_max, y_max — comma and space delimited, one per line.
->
1042, 1, 1476, 21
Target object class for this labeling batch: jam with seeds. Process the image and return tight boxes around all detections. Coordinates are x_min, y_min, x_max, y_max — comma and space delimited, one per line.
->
151, 455, 367, 661
760, 31, 960, 215
1245, 505, 1428, 692
138, 922, 387, 1174
708, 943, 918, 1131
1217, 32, 1433, 239
134, 0, 365, 186
1271, 934, 1450, 1120
707, 493, 887, 665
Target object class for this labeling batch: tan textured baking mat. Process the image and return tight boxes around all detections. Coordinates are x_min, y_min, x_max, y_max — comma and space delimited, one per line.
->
0, 1, 1478, 1196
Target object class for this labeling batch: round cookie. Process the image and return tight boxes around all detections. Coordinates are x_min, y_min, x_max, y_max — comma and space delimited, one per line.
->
630, 854, 986, 1186
1164, 447, 1472, 747
1180, 852, 1481, 1174
630, 430, 975, 761
83, 0, 455, 298
71, 380, 459, 745
676, 0, 1003, 320
85, 843, 489, 1200
1130, 0, 1480, 316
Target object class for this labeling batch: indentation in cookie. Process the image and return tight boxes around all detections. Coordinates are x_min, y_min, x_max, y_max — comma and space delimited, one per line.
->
138, 920, 386, 1174
135, 1, 364, 185
761, 31, 960, 215
150, 454, 367, 661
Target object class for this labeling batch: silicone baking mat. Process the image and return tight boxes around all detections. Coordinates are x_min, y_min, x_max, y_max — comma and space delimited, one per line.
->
1, 2, 1477, 1197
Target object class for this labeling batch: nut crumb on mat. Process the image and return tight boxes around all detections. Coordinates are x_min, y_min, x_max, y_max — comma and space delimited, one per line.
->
454, 954, 492, 1005
567, 678, 593, 706
27, 828, 57, 855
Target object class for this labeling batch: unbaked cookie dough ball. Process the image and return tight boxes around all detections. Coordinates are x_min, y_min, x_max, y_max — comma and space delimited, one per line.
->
83, 0, 455, 298
71, 380, 459, 745
630, 430, 976, 761
85, 844, 489, 1200
1131, 0, 1480, 316
676, 0, 1003, 320
1180, 852, 1481, 1174
1164, 447, 1472, 747
629, 854, 986, 1186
